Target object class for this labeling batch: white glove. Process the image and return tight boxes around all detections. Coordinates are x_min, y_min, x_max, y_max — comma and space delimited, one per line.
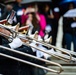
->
43, 48, 54, 59
30, 41, 37, 52
36, 50, 44, 58
9, 37, 23, 49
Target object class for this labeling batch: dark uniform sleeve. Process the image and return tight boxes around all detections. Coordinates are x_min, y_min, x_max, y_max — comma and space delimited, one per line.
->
0, 44, 21, 75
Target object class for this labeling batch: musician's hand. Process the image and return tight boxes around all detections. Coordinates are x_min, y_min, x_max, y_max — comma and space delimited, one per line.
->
0, 27, 11, 36
9, 37, 23, 49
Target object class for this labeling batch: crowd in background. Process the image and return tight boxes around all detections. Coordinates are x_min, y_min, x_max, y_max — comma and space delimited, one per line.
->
0, 0, 76, 51
0, 0, 60, 45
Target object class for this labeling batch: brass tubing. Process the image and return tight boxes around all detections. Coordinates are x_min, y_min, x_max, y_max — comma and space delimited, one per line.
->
0, 45, 63, 74
26, 36, 72, 62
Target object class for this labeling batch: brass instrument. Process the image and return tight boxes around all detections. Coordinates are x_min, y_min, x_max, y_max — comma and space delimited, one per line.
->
0, 24, 73, 62
0, 25, 72, 62
26, 36, 76, 60
0, 24, 64, 74
0, 23, 76, 74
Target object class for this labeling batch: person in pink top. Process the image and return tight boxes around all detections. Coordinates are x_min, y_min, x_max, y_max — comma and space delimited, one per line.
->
38, 13, 46, 37
21, 6, 46, 38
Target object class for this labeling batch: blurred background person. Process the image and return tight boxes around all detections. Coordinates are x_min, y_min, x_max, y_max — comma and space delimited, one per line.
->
43, 4, 53, 37
26, 12, 40, 35
21, 5, 46, 38
13, 0, 24, 26
0, 3, 13, 20
0, 3, 17, 26
62, 2, 76, 48
43, 4, 60, 46
63, 2, 76, 51
51, 7, 60, 46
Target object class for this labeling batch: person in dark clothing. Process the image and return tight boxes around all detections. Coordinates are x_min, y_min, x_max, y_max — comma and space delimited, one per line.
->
0, 3, 17, 26
13, 0, 24, 26
0, 27, 45, 75
43, 4, 53, 37
63, 17, 76, 52
63, 3, 76, 51
0, 37, 22, 75
51, 7, 60, 46
0, 37, 35, 75
0, 4, 13, 20
0, 27, 34, 75
0, 38, 46, 75
43, 4, 60, 46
